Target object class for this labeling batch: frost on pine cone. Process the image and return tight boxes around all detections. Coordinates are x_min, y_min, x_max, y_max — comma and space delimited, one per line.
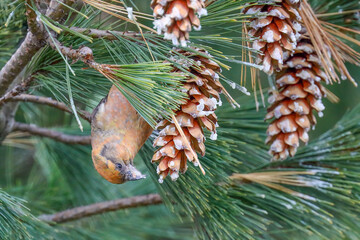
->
152, 48, 223, 182
244, 0, 302, 75
151, 0, 207, 46
265, 30, 327, 161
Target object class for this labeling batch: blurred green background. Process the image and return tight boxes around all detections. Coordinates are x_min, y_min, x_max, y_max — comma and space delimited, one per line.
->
1, 1, 360, 239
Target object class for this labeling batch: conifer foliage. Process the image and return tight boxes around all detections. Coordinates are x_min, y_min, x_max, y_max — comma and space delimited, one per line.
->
0, 0, 360, 240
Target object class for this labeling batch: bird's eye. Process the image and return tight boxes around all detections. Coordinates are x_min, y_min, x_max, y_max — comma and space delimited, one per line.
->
115, 163, 122, 169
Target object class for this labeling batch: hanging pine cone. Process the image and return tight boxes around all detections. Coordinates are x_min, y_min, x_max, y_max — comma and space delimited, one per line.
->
151, 0, 207, 46
265, 30, 327, 161
244, 0, 302, 75
152, 48, 223, 182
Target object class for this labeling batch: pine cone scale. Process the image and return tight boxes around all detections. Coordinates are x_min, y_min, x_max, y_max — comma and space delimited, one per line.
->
152, 0, 207, 46
246, 0, 301, 74
267, 33, 327, 160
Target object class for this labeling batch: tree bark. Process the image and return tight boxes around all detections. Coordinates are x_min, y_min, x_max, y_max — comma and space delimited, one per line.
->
0, 33, 43, 97
8, 94, 91, 123
0, 0, 76, 143
12, 122, 91, 145
38, 194, 163, 223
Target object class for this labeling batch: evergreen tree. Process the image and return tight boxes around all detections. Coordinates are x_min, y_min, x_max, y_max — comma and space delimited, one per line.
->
1, 0, 360, 239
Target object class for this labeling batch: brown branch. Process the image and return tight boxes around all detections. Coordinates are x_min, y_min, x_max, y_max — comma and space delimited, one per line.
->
7, 94, 91, 123
12, 122, 91, 145
25, 0, 43, 36
38, 194, 163, 223
46, 0, 76, 22
0, 33, 44, 97
0, 0, 77, 144
0, 0, 76, 97
46, 35, 95, 64
0, 75, 35, 107
46, 34, 112, 77
69, 27, 146, 41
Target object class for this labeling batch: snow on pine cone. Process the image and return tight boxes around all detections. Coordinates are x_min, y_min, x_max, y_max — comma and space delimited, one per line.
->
244, 0, 302, 75
265, 32, 328, 161
152, 48, 223, 182
151, 0, 207, 46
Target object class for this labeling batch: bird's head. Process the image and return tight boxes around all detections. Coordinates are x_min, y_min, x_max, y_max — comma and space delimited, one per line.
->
91, 137, 146, 184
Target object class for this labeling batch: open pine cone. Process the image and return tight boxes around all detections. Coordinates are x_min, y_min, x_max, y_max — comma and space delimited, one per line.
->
152, 48, 223, 182
151, 0, 207, 46
265, 30, 327, 161
244, 0, 301, 75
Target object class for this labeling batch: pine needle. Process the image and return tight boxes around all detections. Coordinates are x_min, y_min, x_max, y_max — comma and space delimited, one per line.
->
82, 0, 155, 32
172, 115, 206, 175
299, 0, 358, 86
230, 171, 318, 201
65, 58, 83, 132
242, 22, 262, 109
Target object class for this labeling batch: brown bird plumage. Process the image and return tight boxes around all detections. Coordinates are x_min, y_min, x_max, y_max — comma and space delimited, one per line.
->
91, 85, 153, 184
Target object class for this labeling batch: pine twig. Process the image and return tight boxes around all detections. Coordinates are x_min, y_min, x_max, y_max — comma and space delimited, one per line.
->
45, 35, 102, 72
0, 75, 35, 107
45, 35, 128, 85
8, 94, 91, 123
38, 194, 163, 223
12, 122, 91, 145
46, 0, 76, 22
69, 27, 146, 40
25, 0, 42, 36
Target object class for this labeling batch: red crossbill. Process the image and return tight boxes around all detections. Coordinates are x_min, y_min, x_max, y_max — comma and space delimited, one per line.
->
91, 85, 153, 184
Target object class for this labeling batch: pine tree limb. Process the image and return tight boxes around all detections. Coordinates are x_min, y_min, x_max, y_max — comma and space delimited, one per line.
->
0, 33, 44, 97
69, 27, 145, 40
12, 122, 91, 145
0, 75, 35, 107
45, 0, 76, 22
45, 35, 98, 70
25, 0, 43, 36
38, 194, 163, 223
0, 0, 77, 145
7, 94, 91, 123
0, 0, 76, 97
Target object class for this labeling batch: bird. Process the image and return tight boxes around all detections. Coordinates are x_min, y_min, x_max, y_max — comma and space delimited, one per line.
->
91, 85, 153, 184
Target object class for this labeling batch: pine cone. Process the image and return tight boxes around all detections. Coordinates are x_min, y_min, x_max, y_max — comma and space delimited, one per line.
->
245, 0, 302, 75
151, 0, 207, 46
265, 34, 327, 161
152, 48, 223, 182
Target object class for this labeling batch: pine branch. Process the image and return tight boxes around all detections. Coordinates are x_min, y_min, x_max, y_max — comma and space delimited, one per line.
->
38, 194, 163, 223
0, 0, 78, 145
12, 122, 91, 145
45, 0, 76, 22
0, 0, 76, 97
69, 27, 146, 41
45, 35, 103, 74
7, 94, 91, 122
0, 75, 35, 107
0, 33, 43, 97
25, 0, 43, 36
